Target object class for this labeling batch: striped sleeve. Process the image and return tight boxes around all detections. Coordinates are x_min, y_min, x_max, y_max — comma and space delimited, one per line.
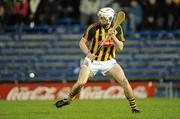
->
83, 23, 96, 41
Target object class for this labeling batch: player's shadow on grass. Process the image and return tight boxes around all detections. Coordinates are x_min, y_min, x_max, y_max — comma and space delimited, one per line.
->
0, 113, 8, 116
30, 112, 58, 115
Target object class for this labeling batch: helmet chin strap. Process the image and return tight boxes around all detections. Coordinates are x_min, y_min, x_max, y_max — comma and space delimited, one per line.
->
100, 18, 112, 29
100, 23, 110, 29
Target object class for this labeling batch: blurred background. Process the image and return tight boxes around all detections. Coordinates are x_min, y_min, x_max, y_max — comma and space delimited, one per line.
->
0, 0, 179, 100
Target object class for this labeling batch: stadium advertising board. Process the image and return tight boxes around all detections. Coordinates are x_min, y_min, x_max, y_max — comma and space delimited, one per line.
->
0, 82, 155, 100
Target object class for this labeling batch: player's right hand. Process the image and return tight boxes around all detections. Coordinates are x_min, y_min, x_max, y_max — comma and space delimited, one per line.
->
87, 53, 97, 61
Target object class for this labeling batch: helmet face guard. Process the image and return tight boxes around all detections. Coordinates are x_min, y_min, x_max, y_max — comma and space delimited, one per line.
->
97, 7, 115, 25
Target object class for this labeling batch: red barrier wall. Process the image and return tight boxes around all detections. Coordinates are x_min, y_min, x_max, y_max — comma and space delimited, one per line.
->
0, 82, 155, 100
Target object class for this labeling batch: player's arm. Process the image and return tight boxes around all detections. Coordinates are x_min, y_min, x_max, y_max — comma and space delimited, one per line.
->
112, 35, 124, 52
80, 23, 97, 60
79, 37, 89, 55
108, 29, 124, 52
79, 37, 97, 60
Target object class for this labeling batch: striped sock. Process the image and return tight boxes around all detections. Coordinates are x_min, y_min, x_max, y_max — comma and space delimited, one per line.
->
68, 86, 82, 100
127, 97, 137, 109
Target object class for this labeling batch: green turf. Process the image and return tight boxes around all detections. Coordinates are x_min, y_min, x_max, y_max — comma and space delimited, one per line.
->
0, 98, 180, 119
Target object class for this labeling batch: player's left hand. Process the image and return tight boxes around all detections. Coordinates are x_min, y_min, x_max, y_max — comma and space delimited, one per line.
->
108, 28, 116, 39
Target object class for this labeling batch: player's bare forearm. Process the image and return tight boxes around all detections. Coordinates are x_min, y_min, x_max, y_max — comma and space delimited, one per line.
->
112, 36, 124, 52
79, 37, 90, 55
108, 29, 124, 52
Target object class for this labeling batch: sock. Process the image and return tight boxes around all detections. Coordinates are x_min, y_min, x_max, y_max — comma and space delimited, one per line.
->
127, 97, 137, 110
68, 85, 83, 100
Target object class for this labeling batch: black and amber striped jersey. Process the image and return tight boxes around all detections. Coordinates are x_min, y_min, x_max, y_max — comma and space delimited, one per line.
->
83, 22, 125, 61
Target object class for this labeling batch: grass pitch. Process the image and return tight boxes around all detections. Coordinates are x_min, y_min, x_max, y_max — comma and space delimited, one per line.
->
0, 98, 180, 119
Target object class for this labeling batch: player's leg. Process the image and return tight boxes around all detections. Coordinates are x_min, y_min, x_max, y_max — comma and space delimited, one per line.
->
68, 66, 90, 100
107, 64, 140, 113
55, 66, 90, 108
